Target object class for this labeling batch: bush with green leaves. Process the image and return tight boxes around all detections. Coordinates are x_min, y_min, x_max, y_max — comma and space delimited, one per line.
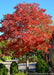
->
19, 58, 26, 63
36, 59, 49, 73
0, 63, 8, 75
37, 54, 42, 59
19, 55, 38, 63
29, 55, 38, 62
10, 61, 18, 75
0, 59, 2, 62
2, 56, 12, 61
35, 50, 42, 58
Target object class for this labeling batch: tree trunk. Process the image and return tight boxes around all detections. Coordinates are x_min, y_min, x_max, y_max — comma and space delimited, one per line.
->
50, 39, 53, 65
26, 53, 29, 75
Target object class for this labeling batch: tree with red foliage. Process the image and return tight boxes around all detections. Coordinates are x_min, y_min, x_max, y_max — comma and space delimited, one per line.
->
0, 3, 54, 75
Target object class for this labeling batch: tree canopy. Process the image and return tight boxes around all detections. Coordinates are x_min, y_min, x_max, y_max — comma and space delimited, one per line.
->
0, 3, 54, 57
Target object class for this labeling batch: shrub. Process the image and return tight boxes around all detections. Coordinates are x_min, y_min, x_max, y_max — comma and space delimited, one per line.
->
19, 55, 38, 63
10, 61, 18, 75
35, 50, 42, 55
36, 59, 49, 73
29, 55, 38, 62
35, 50, 42, 59
0, 63, 8, 75
37, 54, 42, 59
19, 58, 26, 63
0, 59, 2, 62
2, 56, 12, 61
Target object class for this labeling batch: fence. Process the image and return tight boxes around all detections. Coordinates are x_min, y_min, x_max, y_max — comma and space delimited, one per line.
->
0, 60, 37, 75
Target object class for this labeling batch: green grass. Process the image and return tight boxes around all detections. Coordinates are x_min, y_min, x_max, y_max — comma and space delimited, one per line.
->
12, 72, 26, 75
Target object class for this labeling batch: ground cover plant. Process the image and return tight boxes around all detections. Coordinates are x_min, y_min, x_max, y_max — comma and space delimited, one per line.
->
13, 71, 26, 75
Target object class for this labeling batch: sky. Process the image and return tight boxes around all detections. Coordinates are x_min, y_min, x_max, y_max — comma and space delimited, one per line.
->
0, 0, 54, 35
0, 0, 54, 20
